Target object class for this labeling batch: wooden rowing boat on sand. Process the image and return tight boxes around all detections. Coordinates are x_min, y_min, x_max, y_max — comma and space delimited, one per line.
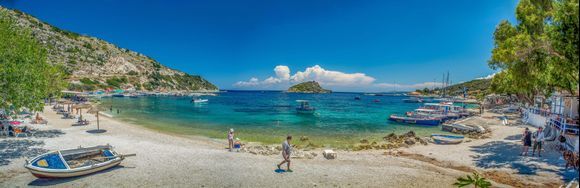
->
25, 145, 134, 178
431, 134, 464, 145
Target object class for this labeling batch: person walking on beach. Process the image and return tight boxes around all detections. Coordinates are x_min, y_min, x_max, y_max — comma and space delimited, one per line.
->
521, 128, 532, 156
277, 135, 293, 172
227, 128, 234, 152
501, 114, 508, 125
532, 127, 545, 157
110, 105, 113, 112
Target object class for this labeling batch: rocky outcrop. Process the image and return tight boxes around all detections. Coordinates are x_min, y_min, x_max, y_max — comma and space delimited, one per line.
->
287, 81, 331, 93
352, 131, 429, 151
1, 7, 218, 92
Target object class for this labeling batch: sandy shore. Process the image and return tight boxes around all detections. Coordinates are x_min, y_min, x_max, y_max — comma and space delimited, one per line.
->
0, 106, 572, 187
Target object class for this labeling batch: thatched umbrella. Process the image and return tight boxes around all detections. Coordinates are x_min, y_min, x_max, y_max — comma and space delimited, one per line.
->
86, 104, 107, 133
57, 99, 74, 112
72, 103, 91, 120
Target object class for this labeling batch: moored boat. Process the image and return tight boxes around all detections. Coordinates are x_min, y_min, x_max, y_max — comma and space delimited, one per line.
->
431, 134, 464, 144
388, 114, 441, 126
24, 145, 134, 178
442, 123, 485, 133
192, 98, 209, 103
403, 97, 423, 103
296, 100, 315, 114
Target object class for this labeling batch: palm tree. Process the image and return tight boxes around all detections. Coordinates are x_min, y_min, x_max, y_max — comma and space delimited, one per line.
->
453, 172, 492, 188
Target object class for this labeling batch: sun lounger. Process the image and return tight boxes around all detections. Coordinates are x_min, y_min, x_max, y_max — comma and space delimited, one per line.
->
75, 120, 89, 126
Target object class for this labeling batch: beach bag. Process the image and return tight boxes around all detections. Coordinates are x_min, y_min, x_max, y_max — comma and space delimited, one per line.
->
559, 135, 566, 143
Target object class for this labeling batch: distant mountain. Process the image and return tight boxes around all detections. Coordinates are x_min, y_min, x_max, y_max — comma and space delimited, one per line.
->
1, 7, 217, 92
287, 81, 331, 93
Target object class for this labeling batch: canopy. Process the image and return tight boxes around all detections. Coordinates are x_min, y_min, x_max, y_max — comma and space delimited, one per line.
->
72, 104, 91, 109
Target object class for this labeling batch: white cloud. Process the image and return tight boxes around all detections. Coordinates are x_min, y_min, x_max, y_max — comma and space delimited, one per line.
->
374, 82, 444, 90
234, 77, 260, 87
274, 65, 291, 80
234, 65, 375, 88
476, 72, 497, 80
234, 65, 446, 91
290, 65, 375, 86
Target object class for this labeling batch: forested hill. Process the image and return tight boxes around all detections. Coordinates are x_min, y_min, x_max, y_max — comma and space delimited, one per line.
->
1, 7, 218, 92
444, 79, 491, 96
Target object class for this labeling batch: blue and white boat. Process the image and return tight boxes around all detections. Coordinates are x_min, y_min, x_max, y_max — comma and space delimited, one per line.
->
388, 114, 441, 126
24, 145, 134, 178
403, 97, 423, 103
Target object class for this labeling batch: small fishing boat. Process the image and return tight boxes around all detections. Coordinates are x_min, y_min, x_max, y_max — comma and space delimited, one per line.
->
388, 114, 441, 126
25, 145, 135, 178
354, 96, 361, 100
296, 100, 315, 114
111, 94, 124, 97
403, 97, 423, 103
442, 123, 485, 133
192, 98, 208, 103
431, 134, 464, 144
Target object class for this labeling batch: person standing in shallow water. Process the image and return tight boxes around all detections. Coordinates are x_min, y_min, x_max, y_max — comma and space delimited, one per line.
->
277, 135, 293, 172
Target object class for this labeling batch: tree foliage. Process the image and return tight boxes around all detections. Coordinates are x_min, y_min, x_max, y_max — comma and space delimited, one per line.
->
0, 10, 67, 112
489, 0, 579, 103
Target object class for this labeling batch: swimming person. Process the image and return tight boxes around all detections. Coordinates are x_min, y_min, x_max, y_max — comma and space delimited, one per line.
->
277, 135, 293, 172
532, 127, 545, 157
227, 128, 234, 152
521, 128, 531, 156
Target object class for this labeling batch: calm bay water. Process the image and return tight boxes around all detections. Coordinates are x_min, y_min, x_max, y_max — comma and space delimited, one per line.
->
99, 91, 449, 147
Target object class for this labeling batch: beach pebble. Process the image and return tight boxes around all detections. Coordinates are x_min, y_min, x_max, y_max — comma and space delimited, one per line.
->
404, 138, 416, 145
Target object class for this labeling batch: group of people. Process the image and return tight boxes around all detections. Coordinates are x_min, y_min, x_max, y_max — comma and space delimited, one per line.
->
226, 129, 294, 172
521, 127, 545, 157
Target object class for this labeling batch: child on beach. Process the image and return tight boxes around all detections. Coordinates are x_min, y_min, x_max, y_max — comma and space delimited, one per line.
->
521, 128, 531, 156
227, 129, 234, 152
234, 138, 242, 152
277, 135, 293, 172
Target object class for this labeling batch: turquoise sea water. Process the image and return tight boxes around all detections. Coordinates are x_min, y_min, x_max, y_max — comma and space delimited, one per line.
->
99, 91, 452, 147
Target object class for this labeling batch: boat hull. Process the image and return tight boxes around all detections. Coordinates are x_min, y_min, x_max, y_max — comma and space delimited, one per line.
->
26, 158, 123, 178
388, 116, 440, 126
431, 134, 464, 145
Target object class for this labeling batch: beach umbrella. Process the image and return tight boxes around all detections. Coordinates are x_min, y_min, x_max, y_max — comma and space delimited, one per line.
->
86, 105, 107, 133
72, 104, 91, 118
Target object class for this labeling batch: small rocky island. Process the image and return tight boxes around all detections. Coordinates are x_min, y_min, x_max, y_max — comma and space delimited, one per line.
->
287, 81, 331, 93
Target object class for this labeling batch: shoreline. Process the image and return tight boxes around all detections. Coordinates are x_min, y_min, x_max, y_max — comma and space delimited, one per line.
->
0, 105, 572, 187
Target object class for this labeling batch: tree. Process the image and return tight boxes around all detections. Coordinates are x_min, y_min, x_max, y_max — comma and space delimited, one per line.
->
489, 0, 579, 103
549, 0, 579, 94
0, 10, 66, 113
453, 172, 492, 188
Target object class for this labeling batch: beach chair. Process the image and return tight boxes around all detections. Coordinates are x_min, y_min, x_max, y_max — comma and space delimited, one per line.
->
13, 127, 29, 138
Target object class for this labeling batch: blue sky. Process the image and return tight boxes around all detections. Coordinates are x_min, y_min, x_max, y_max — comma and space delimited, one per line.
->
1, 0, 518, 91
